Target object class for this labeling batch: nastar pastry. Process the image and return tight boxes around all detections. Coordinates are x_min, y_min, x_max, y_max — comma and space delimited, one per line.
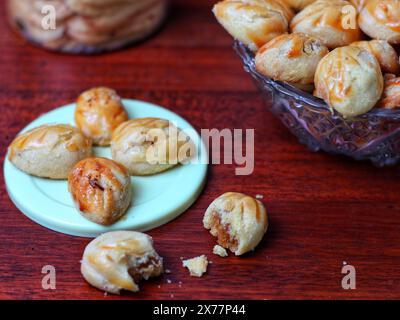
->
81, 231, 163, 294
290, 0, 362, 49
68, 157, 132, 225
314, 46, 384, 117
351, 40, 400, 74
8, 124, 92, 179
75, 87, 129, 146
378, 74, 400, 109
213, 0, 294, 51
111, 118, 194, 176
255, 33, 329, 91
358, 0, 400, 44
203, 192, 268, 256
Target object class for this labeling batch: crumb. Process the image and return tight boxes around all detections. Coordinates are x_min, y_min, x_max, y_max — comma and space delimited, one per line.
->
103, 292, 108, 297
213, 245, 228, 257
255, 194, 264, 199
165, 269, 171, 274
178, 281, 182, 287
180, 257, 184, 260
182, 255, 208, 277
167, 279, 172, 284
157, 285, 161, 289
170, 294, 174, 298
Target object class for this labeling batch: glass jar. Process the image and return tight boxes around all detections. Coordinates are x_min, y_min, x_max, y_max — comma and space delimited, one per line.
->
7, 0, 168, 54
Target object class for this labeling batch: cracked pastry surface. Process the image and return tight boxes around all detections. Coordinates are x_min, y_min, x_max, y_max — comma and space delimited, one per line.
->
8, 0, 167, 53
75, 87, 129, 146
68, 157, 132, 225
255, 33, 329, 89
290, 0, 362, 49
213, 0, 294, 52
8, 124, 92, 179
351, 40, 400, 75
377, 74, 400, 109
203, 192, 268, 256
314, 46, 384, 117
111, 118, 194, 176
358, 0, 400, 45
81, 231, 163, 294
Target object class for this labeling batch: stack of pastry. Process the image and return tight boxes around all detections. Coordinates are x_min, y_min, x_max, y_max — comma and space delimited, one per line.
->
213, 0, 400, 117
7, 0, 167, 53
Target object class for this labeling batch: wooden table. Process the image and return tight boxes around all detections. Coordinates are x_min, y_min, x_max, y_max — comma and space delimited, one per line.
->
1, 0, 400, 300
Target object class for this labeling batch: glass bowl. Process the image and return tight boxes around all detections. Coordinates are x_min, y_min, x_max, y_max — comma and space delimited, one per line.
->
234, 41, 400, 167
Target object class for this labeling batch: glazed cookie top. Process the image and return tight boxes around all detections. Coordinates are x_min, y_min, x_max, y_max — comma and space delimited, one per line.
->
8, 124, 91, 161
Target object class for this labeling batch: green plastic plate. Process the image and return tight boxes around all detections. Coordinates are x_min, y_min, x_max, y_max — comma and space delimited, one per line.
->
4, 100, 208, 237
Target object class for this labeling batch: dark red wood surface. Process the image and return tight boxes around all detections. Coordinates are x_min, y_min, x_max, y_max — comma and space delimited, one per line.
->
1, 0, 400, 300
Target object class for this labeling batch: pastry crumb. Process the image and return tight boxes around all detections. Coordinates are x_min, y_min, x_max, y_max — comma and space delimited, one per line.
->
165, 269, 171, 274
213, 245, 228, 257
182, 255, 208, 277
166, 279, 172, 284
255, 194, 264, 199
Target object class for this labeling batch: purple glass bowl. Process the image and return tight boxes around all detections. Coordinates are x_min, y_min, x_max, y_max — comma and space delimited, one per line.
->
234, 41, 400, 167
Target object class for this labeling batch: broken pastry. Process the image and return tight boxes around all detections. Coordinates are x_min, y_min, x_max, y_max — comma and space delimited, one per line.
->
213, 245, 228, 257
81, 231, 163, 294
203, 192, 268, 256
182, 255, 208, 277
314, 46, 384, 117
213, 0, 294, 51
75, 87, 129, 146
68, 157, 132, 225
290, 0, 362, 49
8, 124, 92, 179
255, 33, 329, 91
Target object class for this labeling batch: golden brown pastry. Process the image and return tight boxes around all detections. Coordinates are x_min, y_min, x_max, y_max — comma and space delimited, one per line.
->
213, 0, 294, 51
81, 231, 163, 294
358, 0, 400, 44
351, 40, 400, 74
75, 87, 129, 146
68, 157, 132, 225
315, 46, 384, 117
255, 33, 329, 90
8, 124, 92, 179
283, 0, 316, 11
290, 0, 362, 49
377, 74, 400, 109
111, 118, 194, 176
203, 192, 268, 256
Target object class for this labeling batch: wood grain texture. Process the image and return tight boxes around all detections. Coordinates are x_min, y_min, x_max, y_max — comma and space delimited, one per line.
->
1, 0, 400, 300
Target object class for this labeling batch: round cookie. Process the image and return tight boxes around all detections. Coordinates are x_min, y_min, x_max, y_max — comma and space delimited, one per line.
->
203, 192, 268, 256
314, 46, 384, 117
213, 0, 294, 51
8, 124, 92, 179
68, 157, 132, 225
75, 87, 129, 146
111, 118, 194, 176
358, 0, 400, 44
81, 231, 163, 294
351, 40, 400, 75
290, 0, 362, 49
255, 33, 329, 90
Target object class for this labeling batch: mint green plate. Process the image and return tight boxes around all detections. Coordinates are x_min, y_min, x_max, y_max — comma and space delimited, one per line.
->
4, 100, 208, 237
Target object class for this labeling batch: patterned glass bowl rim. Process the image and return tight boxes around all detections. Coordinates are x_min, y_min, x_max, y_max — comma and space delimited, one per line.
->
234, 41, 400, 121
